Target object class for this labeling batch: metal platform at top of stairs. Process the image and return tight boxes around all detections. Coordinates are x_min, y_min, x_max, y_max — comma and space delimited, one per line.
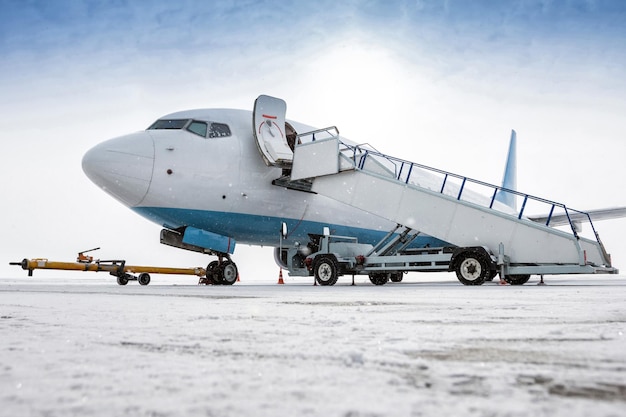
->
289, 128, 617, 276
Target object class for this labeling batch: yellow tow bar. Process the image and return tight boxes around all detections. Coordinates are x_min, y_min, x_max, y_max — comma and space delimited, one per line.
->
10, 248, 207, 286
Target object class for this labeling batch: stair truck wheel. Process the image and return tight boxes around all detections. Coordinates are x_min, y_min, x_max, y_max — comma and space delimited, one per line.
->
369, 272, 389, 286
220, 261, 238, 285
389, 272, 403, 283
504, 274, 531, 285
313, 255, 339, 286
485, 269, 498, 282
138, 273, 151, 286
453, 250, 490, 286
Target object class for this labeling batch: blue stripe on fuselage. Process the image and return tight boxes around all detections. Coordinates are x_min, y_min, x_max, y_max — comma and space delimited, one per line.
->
132, 206, 452, 250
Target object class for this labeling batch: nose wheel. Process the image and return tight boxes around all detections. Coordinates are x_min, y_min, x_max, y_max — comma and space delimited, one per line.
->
200, 256, 238, 285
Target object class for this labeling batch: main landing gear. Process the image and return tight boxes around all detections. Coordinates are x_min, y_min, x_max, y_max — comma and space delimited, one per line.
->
199, 254, 239, 285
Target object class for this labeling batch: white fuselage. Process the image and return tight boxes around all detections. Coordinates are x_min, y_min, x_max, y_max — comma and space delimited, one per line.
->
82, 108, 457, 255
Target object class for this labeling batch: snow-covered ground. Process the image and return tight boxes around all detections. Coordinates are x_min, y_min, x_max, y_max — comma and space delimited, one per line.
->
1, 274, 625, 416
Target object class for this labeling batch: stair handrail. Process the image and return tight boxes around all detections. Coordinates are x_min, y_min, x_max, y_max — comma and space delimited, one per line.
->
296, 126, 339, 143
337, 140, 600, 245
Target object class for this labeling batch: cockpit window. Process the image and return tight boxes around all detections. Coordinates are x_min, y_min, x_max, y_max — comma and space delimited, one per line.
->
148, 119, 189, 130
187, 121, 207, 137
148, 118, 231, 139
209, 123, 231, 138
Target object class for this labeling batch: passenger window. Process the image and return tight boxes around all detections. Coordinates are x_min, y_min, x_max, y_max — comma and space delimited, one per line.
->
209, 123, 231, 138
187, 121, 208, 137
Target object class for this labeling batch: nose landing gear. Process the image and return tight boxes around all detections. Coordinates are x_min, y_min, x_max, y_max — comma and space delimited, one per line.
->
199, 254, 238, 285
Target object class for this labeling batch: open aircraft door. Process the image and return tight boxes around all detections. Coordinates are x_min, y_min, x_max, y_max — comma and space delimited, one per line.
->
253, 95, 293, 168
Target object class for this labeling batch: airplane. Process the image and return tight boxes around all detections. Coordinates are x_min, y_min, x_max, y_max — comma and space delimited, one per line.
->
82, 95, 626, 285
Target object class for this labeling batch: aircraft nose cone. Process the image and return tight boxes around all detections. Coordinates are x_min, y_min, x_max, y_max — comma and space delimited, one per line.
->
82, 132, 155, 207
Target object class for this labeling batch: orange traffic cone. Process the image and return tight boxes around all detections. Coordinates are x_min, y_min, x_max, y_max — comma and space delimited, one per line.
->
277, 269, 285, 284
236, 273, 240, 282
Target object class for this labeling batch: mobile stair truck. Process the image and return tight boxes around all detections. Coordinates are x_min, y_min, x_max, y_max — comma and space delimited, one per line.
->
280, 129, 618, 286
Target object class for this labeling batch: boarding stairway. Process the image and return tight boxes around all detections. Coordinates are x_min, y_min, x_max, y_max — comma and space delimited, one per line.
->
289, 128, 617, 276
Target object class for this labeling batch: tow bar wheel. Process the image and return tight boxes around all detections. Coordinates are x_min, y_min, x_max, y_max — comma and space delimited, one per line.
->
313, 255, 339, 286
138, 273, 151, 286
116, 274, 130, 286
455, 252, 489, 285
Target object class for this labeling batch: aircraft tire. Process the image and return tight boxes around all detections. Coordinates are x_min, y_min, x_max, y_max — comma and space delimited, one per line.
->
454, 252, 488, 286
313, 255, 339, 286
369, 273, 389, 285
207, 261, 222, 285
116, 274, 129, 286
220, 261, 238, 285
504, 274, 531, 285
138, 273, 151, 286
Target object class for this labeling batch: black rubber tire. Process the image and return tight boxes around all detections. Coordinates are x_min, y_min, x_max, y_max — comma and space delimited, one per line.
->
220, 261, 238, 285
138, 273, 151, 286
485, 269, 498, 282
207, 261, 221, 285
455, 252, 489, 285
369, 273, 389, 286
389, 272, 403, 283
313, 255, 339, 286
504, 274, 531, 285
116, 275, 129, 286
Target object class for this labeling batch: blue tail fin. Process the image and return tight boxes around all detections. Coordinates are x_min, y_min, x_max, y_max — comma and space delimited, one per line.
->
495, 130, 517, 210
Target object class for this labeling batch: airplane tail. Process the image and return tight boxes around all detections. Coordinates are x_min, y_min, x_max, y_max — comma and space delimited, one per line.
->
494, 129, 626, 227
495, 130, 517, 210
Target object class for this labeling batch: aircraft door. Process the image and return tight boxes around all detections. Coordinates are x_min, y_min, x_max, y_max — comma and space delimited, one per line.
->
253, 95, 293, 168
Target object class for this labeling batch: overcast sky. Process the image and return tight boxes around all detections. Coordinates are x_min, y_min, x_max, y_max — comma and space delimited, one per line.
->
1, 0, 625, 281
